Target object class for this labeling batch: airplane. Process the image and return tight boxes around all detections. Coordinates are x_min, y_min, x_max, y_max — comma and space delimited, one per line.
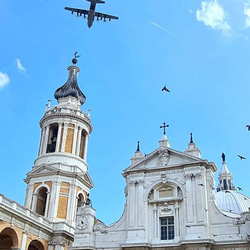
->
65, 0, 119, 28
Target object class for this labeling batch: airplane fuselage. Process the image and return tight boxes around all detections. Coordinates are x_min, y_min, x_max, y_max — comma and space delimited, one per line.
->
87, 2, 96, 28
65, 0, 117, 28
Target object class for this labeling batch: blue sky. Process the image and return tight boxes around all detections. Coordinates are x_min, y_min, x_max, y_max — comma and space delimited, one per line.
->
1, 0, 250, 225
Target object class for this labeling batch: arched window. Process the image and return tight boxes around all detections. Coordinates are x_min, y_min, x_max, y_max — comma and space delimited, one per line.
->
35, 187, 48, 216
148, 182, 183, 243
28, 240, 44, 250
0, 227, 18, 249
223, 179, 228, 190
79, 130, 86, 159
46, 123, 58, 153
77, 193, 85, 208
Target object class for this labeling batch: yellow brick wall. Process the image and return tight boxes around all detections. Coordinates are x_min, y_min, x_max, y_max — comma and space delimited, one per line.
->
33, 182, 42, 192
65, 123, 75, 153
57, 182, 69, 219
57, 196, 68, 219
44, 181, 52, 190
76, 186, 81, 194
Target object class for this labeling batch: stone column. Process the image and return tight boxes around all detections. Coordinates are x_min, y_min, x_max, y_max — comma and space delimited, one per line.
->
38, 128, 45, 155
71, 124, 78, 155
24, 184, 33, 209
31, 193, 38, 211
153, 204, 158, 238
174, 201, 181, 240
44, 190, 51, 218
83, 134, 89, 160
42, 125, 50, 154
61, 123, 68, 153
20, 230, 28, 250
67, 182, 77, 224
137, 180, 144, 227
55, 123, 62, 152
185, 173, 195, 223
48, 181, 61, 221
128, 181, 136, 227
76, 127, 82, 157
195, 173, 204, 222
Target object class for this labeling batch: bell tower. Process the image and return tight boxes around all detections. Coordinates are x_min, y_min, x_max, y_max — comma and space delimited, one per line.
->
24, 54, 94, 234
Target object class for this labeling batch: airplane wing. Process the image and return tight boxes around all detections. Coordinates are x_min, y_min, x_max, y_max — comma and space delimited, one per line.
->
65, 7, 89, 17
94, 11, 119, 21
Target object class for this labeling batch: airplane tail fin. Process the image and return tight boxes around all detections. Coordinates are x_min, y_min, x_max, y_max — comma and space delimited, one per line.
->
86, 0, 105, 3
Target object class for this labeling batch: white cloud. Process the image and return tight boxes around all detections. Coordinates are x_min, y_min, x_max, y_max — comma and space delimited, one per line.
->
196, 0, 231, 35
0, 71, 10, 89
244, 6, 250, 28
16, 58, 26, 72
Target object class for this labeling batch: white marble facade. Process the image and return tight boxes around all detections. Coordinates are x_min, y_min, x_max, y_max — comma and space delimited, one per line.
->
72, 136, 250, 250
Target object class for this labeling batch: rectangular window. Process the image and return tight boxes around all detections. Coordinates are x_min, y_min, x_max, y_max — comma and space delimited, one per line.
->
160, 217, 174, 240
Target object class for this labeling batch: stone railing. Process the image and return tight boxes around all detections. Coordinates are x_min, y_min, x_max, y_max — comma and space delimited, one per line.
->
0, 193, 52, 228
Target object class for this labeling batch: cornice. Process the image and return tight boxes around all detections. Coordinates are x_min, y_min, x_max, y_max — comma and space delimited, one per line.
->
40, 111, 92, 133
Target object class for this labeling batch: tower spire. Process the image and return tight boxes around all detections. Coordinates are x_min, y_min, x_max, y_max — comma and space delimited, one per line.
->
184, 133, 201, 158
54, 53, 86, 106
216, 153, 235, 192
24, 55, 93, 229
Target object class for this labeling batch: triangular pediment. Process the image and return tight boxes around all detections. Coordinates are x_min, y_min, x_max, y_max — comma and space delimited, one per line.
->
81, 172, 94, 189
26, 164, 58, 175
25, 164, 94, 189
124, 147, 215, 174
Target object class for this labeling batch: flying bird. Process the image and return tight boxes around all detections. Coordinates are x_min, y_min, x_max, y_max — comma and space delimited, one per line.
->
162, 85, 170, 92
237, 155, 246, 160
237, 187, 243, 191
246, 125, 250, 131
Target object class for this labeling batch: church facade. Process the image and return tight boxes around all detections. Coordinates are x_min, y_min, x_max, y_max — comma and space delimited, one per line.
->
0, 58, 250, 250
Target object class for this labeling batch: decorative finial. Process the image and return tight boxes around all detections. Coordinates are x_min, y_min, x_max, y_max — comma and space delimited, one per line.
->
87, 109, 91, 117
160, 122, 169, 135
72, 51, 81, 65
222, 152, 226, 162
190, 133, 193, 143
136, 141, 140, 152
45, 99, 51, 111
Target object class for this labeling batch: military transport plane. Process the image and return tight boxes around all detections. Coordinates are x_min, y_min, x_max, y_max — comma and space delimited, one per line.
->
65, 0, 118, 28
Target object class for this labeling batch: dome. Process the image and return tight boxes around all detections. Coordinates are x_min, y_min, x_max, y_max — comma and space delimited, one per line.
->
215, 190, 250, 214
54, 56, 86, 105
215, 153, 250, 215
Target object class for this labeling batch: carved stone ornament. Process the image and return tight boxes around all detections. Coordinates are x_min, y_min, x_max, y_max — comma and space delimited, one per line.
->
148, 189, 154, 201
159, 202, 173, 215
236, 213, 250, 225
94, 221, 108, 233
158, 149, 170, 166
161, 173, 168, 183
